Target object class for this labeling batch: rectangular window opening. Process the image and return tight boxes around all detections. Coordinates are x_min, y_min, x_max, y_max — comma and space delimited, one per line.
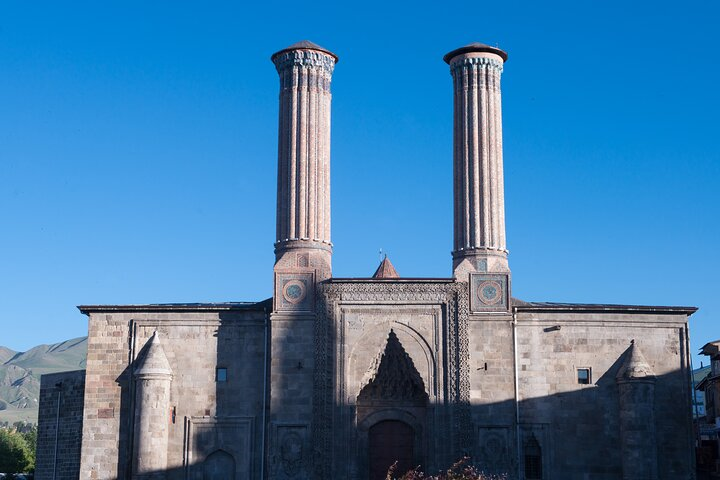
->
577, 367, 591, 385
216, 367, 227, 382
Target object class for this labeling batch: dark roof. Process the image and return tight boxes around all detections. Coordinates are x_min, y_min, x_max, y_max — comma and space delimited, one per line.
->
700, 340, 720, 357
271, 40, 339, 63
78, 298, 272, 314
511, 299, 697, 315
443, 42, 508, 64
696, 374, 720, 392
373, 257, 400, 279
693, 365, 711, 384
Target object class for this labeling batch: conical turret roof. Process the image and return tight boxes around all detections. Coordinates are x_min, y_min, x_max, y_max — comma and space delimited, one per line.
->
372, 256, 399, 279
616, 340, 655, 381
135, 331, 173, 378
443, 42, 508, 64
271, 40, 339, 62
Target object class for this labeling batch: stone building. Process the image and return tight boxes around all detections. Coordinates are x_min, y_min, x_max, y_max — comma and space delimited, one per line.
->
36, 41, 698, 480
695, 341, 720, 473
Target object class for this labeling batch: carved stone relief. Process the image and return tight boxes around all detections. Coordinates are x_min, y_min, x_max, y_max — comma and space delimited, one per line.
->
274, 272, 315, 312
271, 424, 309, 479
312, 281, 472, 477
476, 426, 512, 476
469, 273, 510, 312
357, 330, 429, 406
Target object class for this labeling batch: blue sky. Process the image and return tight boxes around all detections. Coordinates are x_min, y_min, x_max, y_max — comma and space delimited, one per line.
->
1, 1, 718, 367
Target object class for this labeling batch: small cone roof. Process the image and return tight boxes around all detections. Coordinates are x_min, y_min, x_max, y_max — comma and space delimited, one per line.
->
271, 40, 339, 62
373, 256, 399, 279
135, 331, 173, 378
616, 340, 655, 381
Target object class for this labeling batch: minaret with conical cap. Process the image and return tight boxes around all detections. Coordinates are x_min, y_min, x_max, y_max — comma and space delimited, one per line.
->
271, 40, 337, 283
616, 340, 658, 480
268, 41, 338, 480
444, 43, 509, 279
132, 331, 173, 479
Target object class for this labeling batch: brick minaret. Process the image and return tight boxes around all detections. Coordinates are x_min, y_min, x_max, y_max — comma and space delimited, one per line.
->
445, 43, 509, 279
271, 40, 337, 283
269, 41, 338, 480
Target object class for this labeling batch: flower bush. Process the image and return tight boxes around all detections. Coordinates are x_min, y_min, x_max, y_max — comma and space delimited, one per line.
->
386, 457, 507, 480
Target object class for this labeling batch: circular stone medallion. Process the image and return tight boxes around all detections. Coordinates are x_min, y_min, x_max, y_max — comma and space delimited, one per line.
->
477, 280, 502, 305
282, 280, 307, 304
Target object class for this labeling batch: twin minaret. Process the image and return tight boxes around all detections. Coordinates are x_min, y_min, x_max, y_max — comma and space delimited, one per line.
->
271, 41, 337, 282
271, 41, 509, 281
445, 43, 509, 276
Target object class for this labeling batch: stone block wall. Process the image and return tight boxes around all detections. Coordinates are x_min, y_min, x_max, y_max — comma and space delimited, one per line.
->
78, 306, 267, 480
515, 311, 693, 480
36, 369, 86, 480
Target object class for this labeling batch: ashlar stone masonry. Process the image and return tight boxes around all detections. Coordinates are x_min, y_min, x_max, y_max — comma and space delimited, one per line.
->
36, 41, 697, 480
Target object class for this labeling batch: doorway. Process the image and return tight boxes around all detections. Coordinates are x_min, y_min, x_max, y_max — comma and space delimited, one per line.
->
368, 420, 415, 480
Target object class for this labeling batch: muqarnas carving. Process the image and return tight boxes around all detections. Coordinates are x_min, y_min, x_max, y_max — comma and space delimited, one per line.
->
470, 273, 509, 312
358, 329, 429, 405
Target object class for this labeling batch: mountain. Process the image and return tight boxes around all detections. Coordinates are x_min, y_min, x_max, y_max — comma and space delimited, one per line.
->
0, 346, 16, 364
0, 337, 87, 425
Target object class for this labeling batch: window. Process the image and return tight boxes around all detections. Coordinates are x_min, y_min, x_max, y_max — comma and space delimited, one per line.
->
577, 368, 591, 385
216, 367, 227, 382
524, 434, 542, 479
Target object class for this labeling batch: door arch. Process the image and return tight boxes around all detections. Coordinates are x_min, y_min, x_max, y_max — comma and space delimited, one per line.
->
368, 420, 415, 480
203, 449, 235, 480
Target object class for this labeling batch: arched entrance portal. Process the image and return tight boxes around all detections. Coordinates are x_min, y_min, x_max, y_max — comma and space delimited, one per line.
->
203, 449, 235, 480
369, 420, 415, 480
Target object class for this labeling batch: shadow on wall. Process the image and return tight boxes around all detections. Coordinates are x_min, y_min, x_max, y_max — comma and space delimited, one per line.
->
120, 347, 693, 480
106, 305, 270, 480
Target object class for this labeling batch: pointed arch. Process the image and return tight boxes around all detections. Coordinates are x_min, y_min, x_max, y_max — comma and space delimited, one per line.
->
203, 449, 235, 480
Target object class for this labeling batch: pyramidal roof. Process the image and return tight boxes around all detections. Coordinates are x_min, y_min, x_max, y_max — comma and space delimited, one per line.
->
135, 331, 173, 378
616, 340, 655, 381
372, 256, 399, 279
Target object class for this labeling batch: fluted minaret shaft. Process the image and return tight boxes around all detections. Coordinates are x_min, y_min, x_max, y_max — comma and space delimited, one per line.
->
446, 44, 509, 275
272, 43, 335, 262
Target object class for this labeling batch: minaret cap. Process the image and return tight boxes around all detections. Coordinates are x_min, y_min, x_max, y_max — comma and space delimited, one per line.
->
134, 331, 173, 378
271, 40, 339, 63
616, 340, 655, 381
443, 42, 508, 64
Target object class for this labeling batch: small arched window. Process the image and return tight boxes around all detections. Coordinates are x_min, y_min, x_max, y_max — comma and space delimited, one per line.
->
203, 449, 235, 480
524, 434, 542, 480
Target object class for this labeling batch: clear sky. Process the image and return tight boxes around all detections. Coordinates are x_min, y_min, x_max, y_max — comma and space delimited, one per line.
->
1, 1, 718, 367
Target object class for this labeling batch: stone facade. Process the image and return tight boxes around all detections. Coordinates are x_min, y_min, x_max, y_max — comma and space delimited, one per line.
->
36, 369, 86, 479
36, 41, 698, 480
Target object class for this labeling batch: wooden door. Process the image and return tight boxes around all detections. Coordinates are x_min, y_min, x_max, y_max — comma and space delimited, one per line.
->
368, 420, 415, 480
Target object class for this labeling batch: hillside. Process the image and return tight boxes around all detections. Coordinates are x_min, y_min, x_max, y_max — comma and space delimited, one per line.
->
0, 337, 87, 425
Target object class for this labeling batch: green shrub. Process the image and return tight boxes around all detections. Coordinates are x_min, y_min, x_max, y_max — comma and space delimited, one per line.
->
0, 427, 35, 474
